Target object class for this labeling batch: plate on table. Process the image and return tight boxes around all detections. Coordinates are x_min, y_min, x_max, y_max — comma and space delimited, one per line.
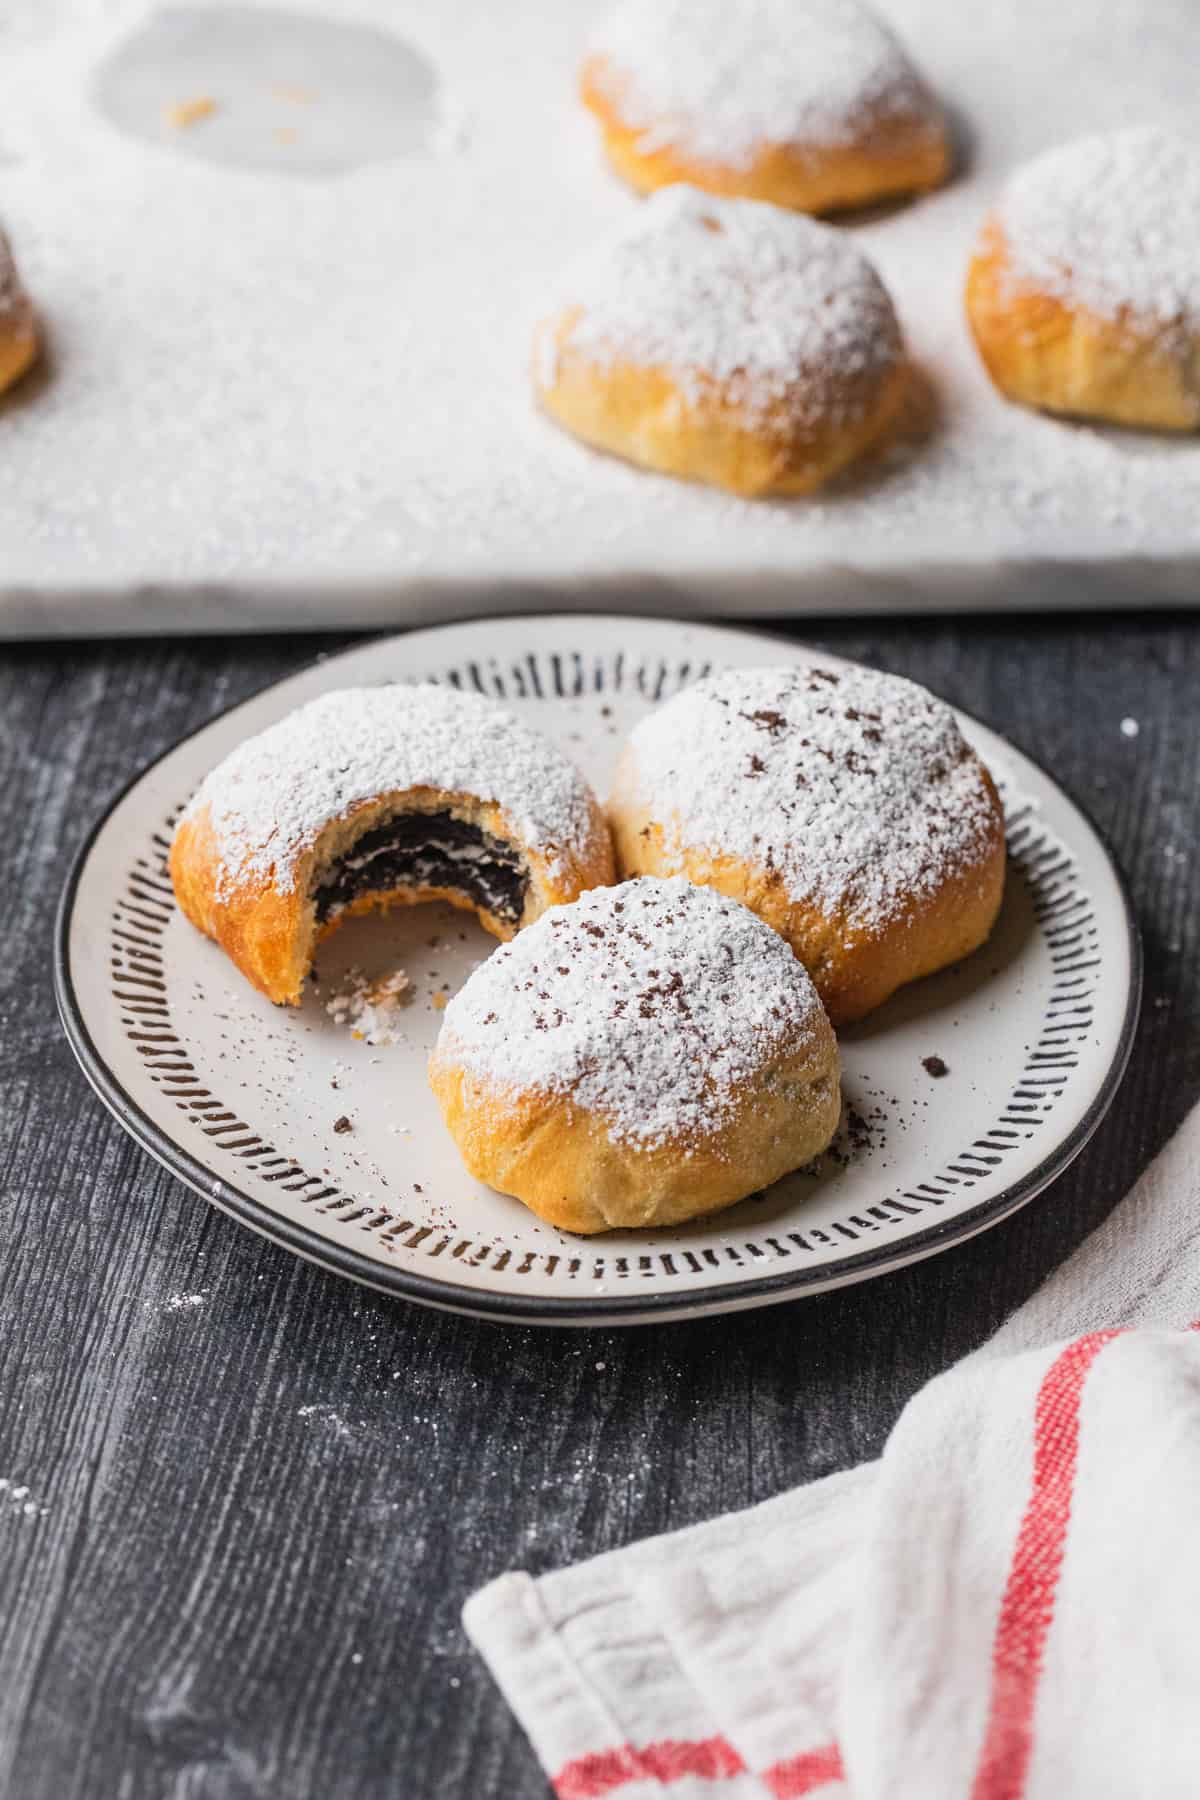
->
54, 616, 1140, 1325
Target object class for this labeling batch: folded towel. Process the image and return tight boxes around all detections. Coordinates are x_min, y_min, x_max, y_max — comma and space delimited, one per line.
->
466, 1101, 1200, 1799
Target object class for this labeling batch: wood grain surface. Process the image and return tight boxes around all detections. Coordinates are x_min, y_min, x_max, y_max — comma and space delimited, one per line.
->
1, 616, 1197, 1799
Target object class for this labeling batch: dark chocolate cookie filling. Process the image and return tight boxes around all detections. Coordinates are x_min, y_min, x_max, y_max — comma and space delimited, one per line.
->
313, 811, 529, 926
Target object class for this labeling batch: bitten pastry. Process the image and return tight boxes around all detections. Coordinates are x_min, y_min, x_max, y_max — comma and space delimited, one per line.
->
534, 185, 908, 497
429, 876, 840, 1233
580, 0, 949, 214
609, 665, 1005, 1025
966, 129, 1200, 430
170, 684, 614, 1005
0, 229, 37, 397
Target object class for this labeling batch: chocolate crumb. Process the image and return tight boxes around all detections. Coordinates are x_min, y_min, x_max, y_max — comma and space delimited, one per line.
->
922, 1055, 949, 1078
333, 1115, 352, 1134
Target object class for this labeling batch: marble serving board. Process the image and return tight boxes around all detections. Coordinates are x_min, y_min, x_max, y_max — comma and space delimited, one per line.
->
2, 0, 1198, 636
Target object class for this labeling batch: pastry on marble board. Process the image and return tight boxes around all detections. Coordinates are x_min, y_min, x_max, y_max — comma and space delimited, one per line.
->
0, 229, 37, 397
608, 664, 1005, 1024
429, 876, 840, 1233
966, 128, 1200, 430
170, 684, 614, 1004
580, 0, 949, 214
533, 185, 908, 496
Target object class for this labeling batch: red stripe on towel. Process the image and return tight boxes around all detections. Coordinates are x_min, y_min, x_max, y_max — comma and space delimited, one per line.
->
762, 1741, 845, 1796
554, 1734, 744, 1797
969, 1329, 1122, 1800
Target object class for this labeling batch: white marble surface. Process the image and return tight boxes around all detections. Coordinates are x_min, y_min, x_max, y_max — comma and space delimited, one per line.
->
2, 0, 1198, 635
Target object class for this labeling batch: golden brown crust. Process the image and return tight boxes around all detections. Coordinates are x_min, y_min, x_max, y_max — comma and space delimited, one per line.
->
607, 760, 1006, 1025
429, 1020, 840, 1234
580, 56, 949, 214
534, 307, 910, 498
0, 297, 37, 398
965, 216, 1200, 430
170, 784, 614, 1007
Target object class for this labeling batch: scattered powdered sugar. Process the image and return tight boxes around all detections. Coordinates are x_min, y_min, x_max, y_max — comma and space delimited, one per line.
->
326, 966, 414, 1045
437, 876, 828, 1148
185, 684, 599, 896
999, 128, 1200, 330
587, 0, 938, 169
547, 186, 901, 423
621, 665, 998, 930
163, 1291, 207, 1312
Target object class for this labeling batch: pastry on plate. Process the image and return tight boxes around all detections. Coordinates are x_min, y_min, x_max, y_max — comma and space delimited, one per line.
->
609, 664, 1005, 1024
534, 184, 908, 496
580, 0, 949, 214
429, 876, 840, 1233
170, 684, 613, 1004
966, 128, 1200, 430
0, 229, 37, 397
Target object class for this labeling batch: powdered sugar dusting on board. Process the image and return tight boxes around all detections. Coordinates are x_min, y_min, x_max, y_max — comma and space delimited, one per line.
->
998, 128, 1200, 330
586, 0, 939, 169
544, 186, 902, 424
437, 876, 830, 1149
185, 684, 599, 895
621, 666, 999, 929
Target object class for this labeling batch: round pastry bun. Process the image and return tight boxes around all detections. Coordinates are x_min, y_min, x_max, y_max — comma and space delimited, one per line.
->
966, 129, 1200, 430
170, 685, 613, 1005
534, 186, 908, 497
429, 877, 840, 1234
608, 665, 1005, 1026
0, 230, 37, 398
581, 0, 948, 214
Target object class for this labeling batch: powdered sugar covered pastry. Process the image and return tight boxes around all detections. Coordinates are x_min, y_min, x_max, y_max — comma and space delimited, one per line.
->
170, 683, 613, 1004
580, 0, 948, 214
609, 664, 1005, 1023
0, 228, 37, 398
429, 876, 840, 1233
534, 185, 908, 497
967, 129, 1200, 430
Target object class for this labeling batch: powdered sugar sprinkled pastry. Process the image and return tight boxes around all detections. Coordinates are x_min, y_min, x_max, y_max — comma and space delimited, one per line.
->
534, 186, 908, 497
0, 228, 37, 398
580, 0, 949, 214
966, 129, 1200, 430
609, 665, 1005, 1024
429, 877, 840, 1233
170, 685, 613, 1005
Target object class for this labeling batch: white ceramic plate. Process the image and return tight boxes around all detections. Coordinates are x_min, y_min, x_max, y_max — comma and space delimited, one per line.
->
55, 616, 1140, 1325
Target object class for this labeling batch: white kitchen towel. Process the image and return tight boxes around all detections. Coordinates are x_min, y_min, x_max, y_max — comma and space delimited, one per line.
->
464, 1100, 1200, 1800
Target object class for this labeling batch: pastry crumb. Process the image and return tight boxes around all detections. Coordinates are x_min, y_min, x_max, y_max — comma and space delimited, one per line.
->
326, 966, 414, 1046
432, 991, 449, 1011
165, 94, 218, 130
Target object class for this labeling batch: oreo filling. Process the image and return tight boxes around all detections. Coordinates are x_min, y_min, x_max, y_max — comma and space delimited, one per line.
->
313, 810, 529, 926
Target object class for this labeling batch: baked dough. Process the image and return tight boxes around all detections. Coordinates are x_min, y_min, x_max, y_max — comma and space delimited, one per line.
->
429, 876, 840, 1233
580, 0, 948, 214
534, 185, 908, 497
170, 684, 614, 1004
966, 129, 1200, 430
609, 664, 1005, 1025
0, 230, 37, 398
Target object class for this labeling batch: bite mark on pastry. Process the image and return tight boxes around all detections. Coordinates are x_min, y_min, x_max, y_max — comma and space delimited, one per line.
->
169, 684, 614, 1005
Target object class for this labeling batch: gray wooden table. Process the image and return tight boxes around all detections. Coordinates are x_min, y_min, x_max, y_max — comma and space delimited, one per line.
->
2, 615, 1197, 1800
